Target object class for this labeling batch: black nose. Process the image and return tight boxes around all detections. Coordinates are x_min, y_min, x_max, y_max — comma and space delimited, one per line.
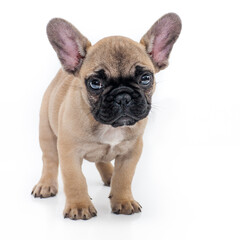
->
115, 93, 132, 105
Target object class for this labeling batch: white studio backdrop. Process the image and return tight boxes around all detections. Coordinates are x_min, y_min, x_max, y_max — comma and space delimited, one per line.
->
0, 0, 239, 240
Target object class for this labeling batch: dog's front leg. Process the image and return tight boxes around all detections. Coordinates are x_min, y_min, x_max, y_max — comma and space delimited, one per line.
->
109, 137, 143, 215
58, 139, 97, 220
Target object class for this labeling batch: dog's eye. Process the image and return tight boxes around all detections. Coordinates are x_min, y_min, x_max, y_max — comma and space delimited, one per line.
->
89, 79, 103, 90
139, 74, 152, 86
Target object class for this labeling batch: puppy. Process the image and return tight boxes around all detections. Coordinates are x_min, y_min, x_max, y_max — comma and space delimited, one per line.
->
32, 13, 181, 220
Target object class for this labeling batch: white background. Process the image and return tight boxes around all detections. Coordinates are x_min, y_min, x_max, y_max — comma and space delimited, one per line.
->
0, 0, 240, 239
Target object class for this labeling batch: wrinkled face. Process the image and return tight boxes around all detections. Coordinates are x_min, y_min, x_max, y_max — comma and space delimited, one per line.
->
81, 37, 155, 127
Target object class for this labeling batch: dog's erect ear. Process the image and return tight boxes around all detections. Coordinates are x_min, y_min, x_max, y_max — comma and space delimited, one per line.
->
140, 13, 182, 72
47, 18, 91, 74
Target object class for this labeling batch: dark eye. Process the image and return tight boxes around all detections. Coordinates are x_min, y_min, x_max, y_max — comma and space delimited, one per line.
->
139, 73, 152, 86
89, 79, 103, 90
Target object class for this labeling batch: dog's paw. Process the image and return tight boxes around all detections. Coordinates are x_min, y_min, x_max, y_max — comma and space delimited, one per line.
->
110, 198, 142, 215
63, 201, 97, 220
31, 181, 58, 198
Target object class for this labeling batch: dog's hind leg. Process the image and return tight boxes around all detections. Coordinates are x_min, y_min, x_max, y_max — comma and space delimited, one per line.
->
32, 92, 59, 198
95, 162, 114, 186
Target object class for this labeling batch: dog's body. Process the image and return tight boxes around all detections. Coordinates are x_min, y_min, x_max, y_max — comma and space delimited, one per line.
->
32, 14, 181, 220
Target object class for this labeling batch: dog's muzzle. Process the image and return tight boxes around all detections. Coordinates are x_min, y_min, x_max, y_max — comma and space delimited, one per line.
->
95, 86, 150, 127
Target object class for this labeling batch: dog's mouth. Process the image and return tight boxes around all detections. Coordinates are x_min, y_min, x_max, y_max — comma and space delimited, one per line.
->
111, 115, 137, 128
96, 107, 151, 128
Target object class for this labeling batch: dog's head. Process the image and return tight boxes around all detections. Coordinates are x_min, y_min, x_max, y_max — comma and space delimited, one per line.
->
47, 13, 181, 127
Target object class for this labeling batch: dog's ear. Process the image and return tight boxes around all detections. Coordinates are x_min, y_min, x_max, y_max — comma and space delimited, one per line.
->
140, 13, 182, 72
47, 18, 91, 74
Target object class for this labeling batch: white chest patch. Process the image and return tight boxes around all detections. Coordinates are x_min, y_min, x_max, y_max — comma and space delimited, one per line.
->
98, 125, 125, 147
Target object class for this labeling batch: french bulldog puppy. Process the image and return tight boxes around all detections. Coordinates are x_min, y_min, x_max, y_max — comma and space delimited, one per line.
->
32, 13, 181, 220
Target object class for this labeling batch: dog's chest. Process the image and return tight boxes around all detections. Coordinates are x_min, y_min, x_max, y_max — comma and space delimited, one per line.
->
98, 125, 125, 147
83, 126, 126, 162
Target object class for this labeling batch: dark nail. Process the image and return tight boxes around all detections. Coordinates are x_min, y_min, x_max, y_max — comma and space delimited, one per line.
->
104, 181, 111, 187
113, 209, 120, 215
